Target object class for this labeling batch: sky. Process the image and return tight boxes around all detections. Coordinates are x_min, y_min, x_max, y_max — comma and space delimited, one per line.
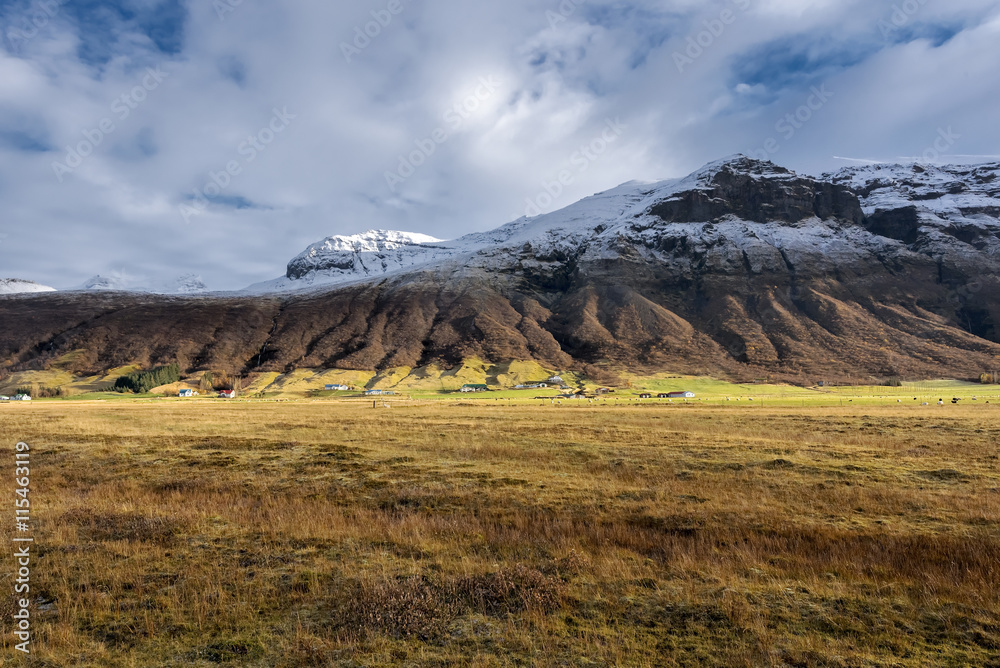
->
1, 0, 999, 291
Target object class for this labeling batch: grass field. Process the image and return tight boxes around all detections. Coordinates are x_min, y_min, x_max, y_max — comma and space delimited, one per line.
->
1, 401, 999, 666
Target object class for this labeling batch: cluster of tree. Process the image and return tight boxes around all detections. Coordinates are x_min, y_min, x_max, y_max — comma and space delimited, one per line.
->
16, 385, 68, 398
113, 364, 181, 394
982, 372, 998, 384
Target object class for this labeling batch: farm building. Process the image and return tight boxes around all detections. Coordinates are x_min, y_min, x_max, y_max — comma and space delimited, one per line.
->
460, 384, 489, 393
547, 375, 563, 384
639, 393, 652, 399
666, 391, 696, 399
13, 394, 31, 401
325, 384, 351, 391
218, 390, 236, 399
179, 389, 195, 397
365, 389, 395, 396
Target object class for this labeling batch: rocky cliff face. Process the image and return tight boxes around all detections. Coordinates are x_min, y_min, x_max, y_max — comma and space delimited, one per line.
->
3, 157, 999, 383
649, 157, 864, 225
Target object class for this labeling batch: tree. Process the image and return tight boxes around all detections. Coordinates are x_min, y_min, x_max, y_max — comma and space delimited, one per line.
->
113, 364, 181, 394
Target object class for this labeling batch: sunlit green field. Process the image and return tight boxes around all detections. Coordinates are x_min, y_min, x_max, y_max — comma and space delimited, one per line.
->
21, 376, 996, 409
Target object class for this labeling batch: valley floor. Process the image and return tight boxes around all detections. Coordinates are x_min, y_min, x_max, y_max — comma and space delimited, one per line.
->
1, 402, 999, 666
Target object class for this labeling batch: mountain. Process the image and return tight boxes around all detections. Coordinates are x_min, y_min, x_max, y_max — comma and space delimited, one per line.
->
80, 273, 209, 294
2, 156, 999, 385
248, 230, 446, 292
0, 278, 56, 294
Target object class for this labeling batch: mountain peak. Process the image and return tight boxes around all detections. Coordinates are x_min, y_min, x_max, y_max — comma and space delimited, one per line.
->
80, 274, 209, 294
692, 154, 793, 180
285, 230, 446, 281
304, 230, 443, 254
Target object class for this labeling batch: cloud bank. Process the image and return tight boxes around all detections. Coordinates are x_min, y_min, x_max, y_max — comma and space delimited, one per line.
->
1, 0, 998, 289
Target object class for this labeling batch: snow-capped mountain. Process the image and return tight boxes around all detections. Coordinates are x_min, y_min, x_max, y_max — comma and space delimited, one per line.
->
259, 155, 999, 292
4, 155, 999, 383
0, 278, 56, 294
81, 273, 208, 294
250, 230, 447, 292
171, 274, 210, 294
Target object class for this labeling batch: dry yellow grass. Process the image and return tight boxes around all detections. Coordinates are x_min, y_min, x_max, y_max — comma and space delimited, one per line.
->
1, 401, 998, 666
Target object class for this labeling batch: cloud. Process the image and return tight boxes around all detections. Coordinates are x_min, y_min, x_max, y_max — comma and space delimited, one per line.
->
0, 0, 998, 290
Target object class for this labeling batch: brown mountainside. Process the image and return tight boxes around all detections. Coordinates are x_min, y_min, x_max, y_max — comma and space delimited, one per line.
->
2, 157, 998, 385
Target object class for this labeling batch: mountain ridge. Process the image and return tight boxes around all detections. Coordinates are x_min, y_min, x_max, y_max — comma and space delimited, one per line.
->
2, 156, 998, 385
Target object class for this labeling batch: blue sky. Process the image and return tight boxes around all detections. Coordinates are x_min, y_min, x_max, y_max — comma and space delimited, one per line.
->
1, 0, 998, 290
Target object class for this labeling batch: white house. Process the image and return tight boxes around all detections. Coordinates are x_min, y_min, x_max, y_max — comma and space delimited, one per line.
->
325, 384, 351, 391
460, 384, 488, 393
547, 375, 563, 384
179, 389, 195, 397
13, 394, 31, 401
667, 391, 696, 399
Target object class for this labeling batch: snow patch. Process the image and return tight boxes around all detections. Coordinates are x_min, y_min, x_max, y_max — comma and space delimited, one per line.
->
0, 278, 56, 295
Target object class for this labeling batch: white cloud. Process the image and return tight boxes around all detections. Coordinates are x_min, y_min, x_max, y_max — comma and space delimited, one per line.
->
0, 0, 997, 290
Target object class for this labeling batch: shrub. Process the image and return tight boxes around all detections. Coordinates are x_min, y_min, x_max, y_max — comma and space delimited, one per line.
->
333, 565, 565, 639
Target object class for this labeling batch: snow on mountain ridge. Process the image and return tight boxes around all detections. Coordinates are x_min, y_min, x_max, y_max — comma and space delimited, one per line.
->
270, 156, 872, 291
299, 230, 443, 255
0, 278, 56, 294
15, 156, 995, 298
265, 156, 1000, 295
827, 162, 1000, 218
81, 273, 208, 294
